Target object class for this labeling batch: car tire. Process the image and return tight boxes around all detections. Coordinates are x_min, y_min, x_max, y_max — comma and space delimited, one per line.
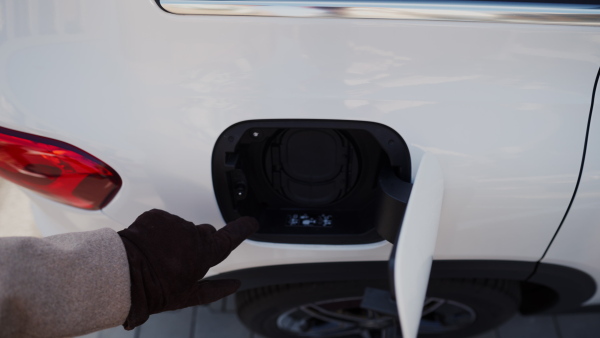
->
236, 279, 520, 338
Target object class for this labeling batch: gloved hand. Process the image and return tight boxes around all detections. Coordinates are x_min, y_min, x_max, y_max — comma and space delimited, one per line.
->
117, 209, 259, 329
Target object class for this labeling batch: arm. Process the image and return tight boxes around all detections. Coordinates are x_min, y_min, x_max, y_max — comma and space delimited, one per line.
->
0, 228, 130, 338
0, 210, 258, 338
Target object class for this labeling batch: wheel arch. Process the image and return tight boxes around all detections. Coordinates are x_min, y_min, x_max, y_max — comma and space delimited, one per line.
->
207, 260, 596, 314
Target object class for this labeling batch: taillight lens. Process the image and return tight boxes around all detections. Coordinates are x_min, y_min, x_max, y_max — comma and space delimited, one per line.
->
0, 126, 121, 210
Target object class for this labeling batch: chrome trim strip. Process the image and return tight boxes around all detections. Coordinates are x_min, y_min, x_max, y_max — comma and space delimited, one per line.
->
159, 0, 600, 26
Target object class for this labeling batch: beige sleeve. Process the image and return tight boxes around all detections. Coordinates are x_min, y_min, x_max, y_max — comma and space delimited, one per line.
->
0, 228, 131, 338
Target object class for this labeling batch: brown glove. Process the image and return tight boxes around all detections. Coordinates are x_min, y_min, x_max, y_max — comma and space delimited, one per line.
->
117, 209, 259, 329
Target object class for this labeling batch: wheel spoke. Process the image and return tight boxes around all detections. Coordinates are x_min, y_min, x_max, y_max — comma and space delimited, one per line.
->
422, 297, 446, 316
294, 303, 394, 337
276, 293, 476, 337
299, 304, 357, 329
309, 302, 394, 329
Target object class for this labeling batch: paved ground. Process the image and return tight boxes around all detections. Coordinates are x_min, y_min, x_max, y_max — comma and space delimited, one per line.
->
1, 179, 599, 338
77, 295, 600, 338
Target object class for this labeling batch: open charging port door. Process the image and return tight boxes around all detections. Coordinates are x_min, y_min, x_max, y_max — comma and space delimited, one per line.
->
394, 153, 444, 338
362, 153, 444, 337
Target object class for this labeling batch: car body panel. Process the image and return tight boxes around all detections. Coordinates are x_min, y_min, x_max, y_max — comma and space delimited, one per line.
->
542, 69, 600, 305
0, 0, 599, 304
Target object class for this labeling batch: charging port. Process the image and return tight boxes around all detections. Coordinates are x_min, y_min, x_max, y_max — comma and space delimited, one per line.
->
212, 120, 412, 245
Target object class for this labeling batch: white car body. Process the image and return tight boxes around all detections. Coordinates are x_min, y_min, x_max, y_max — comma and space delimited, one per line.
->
1, 0, 600, 336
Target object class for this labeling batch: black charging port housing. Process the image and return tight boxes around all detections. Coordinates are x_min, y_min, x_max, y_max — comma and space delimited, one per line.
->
212, 120, 412, 245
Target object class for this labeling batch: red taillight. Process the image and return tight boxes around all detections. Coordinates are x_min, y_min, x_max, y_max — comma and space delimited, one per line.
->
0, 126, 121, 210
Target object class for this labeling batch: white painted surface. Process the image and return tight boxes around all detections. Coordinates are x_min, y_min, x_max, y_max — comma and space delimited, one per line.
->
26, 191, 125, 236
394, 153, 444, 338
0, 179, 39, 237
0, 0, 598, 278
542, 73, 600, 305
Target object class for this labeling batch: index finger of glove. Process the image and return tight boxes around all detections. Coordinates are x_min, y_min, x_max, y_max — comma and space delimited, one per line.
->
210, 216, 259, 266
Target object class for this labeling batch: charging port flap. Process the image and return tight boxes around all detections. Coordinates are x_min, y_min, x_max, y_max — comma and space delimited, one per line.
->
391, 153, 444, 338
